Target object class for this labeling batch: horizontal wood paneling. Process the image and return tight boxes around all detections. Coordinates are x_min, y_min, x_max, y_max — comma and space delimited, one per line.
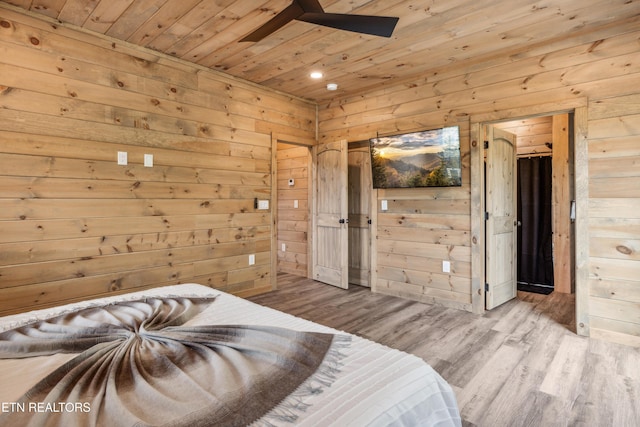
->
276, 143, 310, 277
370, 118, 472, 310
587, 101, 640, 344
494, 116, 553, 157
0, 8, 315, 315
319, 21, 640, 344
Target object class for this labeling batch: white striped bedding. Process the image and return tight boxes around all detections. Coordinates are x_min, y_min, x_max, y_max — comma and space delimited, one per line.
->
0, 284, 461, 427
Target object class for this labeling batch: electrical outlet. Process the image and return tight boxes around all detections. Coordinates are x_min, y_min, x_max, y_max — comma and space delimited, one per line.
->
293, 200, 298, 209
381, 200, 388, 211
144, 154, 153, 167
248, 254, 255, 265
281, 243, 286, 252
257, 200, 269, 210
442, 260, 451, 273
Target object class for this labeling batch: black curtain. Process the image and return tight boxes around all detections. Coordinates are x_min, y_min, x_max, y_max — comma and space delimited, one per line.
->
517, 157, 554, 293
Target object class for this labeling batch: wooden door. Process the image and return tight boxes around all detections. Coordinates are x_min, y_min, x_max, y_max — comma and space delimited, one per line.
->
312, 140, 349, 289
485, 126, 518, 309
348, 144, 372, 287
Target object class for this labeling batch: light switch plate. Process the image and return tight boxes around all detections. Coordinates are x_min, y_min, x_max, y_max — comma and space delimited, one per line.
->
257, 200, 269, 210
442, 260, 451, 273
144, 154, 153, 167
117, 151, 128, 165
381, 199, 388, 211
248, 254, 255, 265
293, 200, 298, 209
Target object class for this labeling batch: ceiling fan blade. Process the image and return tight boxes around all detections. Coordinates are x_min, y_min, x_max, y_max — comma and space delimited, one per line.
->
240, 3, 304, 42
297, 0, 324, 13
297, 12, 399, 38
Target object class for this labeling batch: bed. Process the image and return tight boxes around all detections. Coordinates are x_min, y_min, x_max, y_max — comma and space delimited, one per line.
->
0, 284, 461, 426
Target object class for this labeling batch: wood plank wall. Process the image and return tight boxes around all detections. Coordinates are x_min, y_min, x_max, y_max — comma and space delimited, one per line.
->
0, 8, 315, 315
494, 117, 553, 157
319, 21, 640, 345
373, 117, 472, 311
588, 94, 640, 346
276, 143, 310, 277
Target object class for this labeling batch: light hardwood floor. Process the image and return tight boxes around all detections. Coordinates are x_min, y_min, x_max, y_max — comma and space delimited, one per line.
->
248, 273, 640, 427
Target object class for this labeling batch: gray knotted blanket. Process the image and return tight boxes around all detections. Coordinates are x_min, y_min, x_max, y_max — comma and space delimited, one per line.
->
0, 296, 347, 427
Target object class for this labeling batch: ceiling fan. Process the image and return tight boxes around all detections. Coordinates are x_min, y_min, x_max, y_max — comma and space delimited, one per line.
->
240, 0, 399, 42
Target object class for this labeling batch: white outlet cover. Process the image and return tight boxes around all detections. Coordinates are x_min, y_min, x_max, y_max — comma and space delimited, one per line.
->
257, 200, 269, 210
248, 254, 255, 265
293, 200, 298, 208
381, 200, 388, 211
144, 154, 153, 167
281, 243, 286, 252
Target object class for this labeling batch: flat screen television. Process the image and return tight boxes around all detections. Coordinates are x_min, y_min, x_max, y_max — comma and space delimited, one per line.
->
369, 126, 462, 188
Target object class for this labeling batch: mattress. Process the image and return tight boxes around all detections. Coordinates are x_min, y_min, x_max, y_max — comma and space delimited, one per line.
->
0, 284, 461, 426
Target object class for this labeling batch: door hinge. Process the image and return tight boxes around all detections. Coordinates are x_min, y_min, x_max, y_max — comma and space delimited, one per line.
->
485, 283, 489, 292
484, 140, 489, 149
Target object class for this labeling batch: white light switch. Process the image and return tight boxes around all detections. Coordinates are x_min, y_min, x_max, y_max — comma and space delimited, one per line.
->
281, 243, 286, 252
257, 200, 269, 210
293, 200, 299, 209
117, 151, 128, 165
442, 260, 451, 273
381, 200, 388, 211
144, 154, 153, 167
248, 254, 255, 265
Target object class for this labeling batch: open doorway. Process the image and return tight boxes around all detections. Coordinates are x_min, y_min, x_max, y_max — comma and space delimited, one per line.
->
275, 142, 312, 278
483, 113, 575, 310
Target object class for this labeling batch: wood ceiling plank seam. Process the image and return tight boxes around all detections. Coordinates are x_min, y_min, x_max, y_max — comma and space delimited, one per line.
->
57, 0, 100, 27
179, 2, 285, 65
180, 8, 298, 71
27, 0, 66, 19
83, 0, 135, 34
105, 0, 169, 41
145, 0, 237, 52
125, 0, 202, 46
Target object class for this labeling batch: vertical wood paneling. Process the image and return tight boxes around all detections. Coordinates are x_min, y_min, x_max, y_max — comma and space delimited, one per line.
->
551, 114, 572, 294
0, 8, 315, 315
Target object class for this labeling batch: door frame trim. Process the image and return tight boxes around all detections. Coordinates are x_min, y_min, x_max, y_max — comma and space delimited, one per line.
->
470, 104, 589, 337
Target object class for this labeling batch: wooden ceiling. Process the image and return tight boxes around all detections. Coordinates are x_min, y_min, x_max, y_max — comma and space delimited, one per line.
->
4, 0, 639, 103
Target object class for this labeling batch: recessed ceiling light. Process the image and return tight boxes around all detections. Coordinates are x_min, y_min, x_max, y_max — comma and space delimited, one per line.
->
326, 83, 338, 91
310, 71, 323, 79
